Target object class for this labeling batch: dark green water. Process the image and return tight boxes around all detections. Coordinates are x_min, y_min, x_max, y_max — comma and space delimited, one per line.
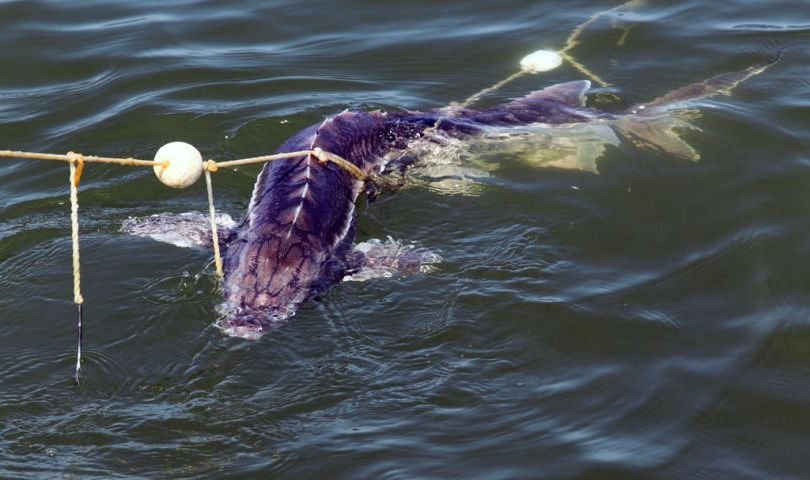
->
1, 0, 810, 478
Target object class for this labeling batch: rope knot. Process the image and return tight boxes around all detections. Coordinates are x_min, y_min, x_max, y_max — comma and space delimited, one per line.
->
311, 147, 328, 164
67, 151, 85, 187
310, 148, 367, 181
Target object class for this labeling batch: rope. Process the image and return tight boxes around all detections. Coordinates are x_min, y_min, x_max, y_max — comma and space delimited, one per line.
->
310, 147, 367, 181
0, 149, 167, 167
69, 157, 84, 305
562, 0, 644, 54
0, 148, 367, 180
460, 71, 526, 109
200, 149, 365, 280
2, 146, 365, 314
69, 157, 84, 384
559, 0, 644, 87
205, 149, 367, 181
559, 53, 610, 88
459, 0, 644, 107
205, 169, 224, 279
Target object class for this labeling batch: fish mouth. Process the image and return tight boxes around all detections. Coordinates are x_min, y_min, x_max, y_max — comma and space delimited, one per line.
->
215, 306, 294, 340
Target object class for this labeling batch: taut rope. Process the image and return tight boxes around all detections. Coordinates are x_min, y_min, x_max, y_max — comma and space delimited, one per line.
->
0, 148, 366, 180
205, 169, 224, 279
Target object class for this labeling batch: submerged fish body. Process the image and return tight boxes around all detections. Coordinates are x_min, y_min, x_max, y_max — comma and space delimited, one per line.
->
122, 58, 778, 339
217, 82, 607, 337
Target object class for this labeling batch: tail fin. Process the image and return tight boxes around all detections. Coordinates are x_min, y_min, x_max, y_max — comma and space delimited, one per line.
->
615, 53, 782, 160
627, 51, 782, 115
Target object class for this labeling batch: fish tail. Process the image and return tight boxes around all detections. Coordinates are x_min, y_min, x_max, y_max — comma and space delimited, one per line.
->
627, 52, 783, 115
614, 52, 782, 160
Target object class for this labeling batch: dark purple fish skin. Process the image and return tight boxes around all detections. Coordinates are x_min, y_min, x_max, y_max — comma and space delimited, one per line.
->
220, 111, 432, 331
219, 100, 595, 333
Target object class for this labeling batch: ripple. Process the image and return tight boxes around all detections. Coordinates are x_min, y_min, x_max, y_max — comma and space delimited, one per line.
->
731, 23, 810, 31
135, 269, 216, 307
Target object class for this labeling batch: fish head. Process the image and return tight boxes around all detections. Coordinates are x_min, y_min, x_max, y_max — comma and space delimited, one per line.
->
215, 304, 293, 340
217, 220, 342, 339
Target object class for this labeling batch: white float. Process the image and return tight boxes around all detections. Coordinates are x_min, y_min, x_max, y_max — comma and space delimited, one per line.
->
153, 141, 204, 188
520, 49, 564, 73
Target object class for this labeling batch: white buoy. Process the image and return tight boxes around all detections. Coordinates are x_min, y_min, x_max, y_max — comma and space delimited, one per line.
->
520, 49, 564, 73
153, 141, 204, 189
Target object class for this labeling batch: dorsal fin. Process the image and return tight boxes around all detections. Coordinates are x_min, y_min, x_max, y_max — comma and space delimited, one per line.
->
515, 80, 592, 108
473, 80, 594, 126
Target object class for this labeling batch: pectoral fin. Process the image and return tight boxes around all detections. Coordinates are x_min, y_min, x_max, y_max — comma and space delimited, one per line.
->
343, 237, 441, 282
121, 212, 236, 250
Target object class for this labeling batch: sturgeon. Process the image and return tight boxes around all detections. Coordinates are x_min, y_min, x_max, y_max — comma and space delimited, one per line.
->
123, 56, 779, 339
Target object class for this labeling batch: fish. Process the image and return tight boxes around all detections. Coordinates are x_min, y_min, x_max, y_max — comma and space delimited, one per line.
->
122, 55, 779, 339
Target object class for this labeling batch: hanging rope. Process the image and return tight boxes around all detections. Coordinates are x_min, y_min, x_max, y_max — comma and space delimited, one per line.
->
204, 169, 224, 279
68, 154, 84, 384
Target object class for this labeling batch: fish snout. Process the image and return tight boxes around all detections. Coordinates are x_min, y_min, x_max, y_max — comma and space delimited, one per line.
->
215, 307, 290, 340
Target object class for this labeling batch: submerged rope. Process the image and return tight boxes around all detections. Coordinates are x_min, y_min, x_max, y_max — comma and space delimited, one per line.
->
558, 0, 644, 87
460, 0, 644, 108
460, 71, 526, 108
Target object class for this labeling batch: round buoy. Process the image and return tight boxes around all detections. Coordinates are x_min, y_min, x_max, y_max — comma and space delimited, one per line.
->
153, 142, 203, 188
520, 49, 564, 73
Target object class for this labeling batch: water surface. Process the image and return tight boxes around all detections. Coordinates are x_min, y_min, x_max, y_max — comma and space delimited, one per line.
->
1, 0, 810, 478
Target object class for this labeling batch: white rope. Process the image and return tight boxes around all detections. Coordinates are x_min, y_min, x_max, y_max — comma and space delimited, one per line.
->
69, 157, 84, 383
0, 149, 166, 167
205, 169, 224, 279
69, 159, 84, 305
